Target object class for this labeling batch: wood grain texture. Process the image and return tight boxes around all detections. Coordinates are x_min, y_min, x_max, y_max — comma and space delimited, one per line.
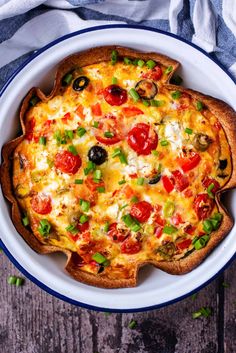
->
0, 251, 235, 353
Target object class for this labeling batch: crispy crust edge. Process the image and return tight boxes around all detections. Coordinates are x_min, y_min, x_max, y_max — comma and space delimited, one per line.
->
1, 46, 236, 288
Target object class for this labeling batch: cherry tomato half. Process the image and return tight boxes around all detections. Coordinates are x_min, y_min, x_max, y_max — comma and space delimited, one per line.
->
142, 65, 162, 81
130, 201, 153, 223
202, 176, 220, 194
103, 85, 127, 106
95, 114, 122, 145
193, 193, 214, 220
54, 150, 82, 175
128, 123, 158, 155
31, 194, 52, 215
120, 236, 142, 254
107, 223, 128, 243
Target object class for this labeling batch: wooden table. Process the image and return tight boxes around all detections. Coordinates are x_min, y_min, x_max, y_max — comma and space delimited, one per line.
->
0, 251, 235, 353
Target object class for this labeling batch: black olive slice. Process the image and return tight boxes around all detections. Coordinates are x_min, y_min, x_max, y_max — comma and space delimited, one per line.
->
217, 173, 228, 179
219, 159, 227, 170
88, 146, 108, 165
135, 79, 158, 100
73, 76, 90, 92
148, 174, 161, 184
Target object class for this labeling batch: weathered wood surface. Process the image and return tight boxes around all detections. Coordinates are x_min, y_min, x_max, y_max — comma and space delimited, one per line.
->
0, 252, 235, 353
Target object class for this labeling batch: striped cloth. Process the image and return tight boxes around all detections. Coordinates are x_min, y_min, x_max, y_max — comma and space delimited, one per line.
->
0, 0, 235, 89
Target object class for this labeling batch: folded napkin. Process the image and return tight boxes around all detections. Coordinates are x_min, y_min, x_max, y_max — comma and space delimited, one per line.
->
0, 0, 235, 89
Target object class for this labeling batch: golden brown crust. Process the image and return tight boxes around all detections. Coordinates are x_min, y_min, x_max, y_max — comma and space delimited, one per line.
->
1, 46, 236, 288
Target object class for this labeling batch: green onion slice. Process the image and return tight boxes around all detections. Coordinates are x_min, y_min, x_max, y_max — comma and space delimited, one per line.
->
129, 88, 140, 102
68, 145, 78, 156
163, 225, 177, 234
171, 90, 181, 100
146, 60, 156, 69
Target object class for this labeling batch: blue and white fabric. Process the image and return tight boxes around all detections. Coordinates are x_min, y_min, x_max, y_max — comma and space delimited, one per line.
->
0, 0, 235, 89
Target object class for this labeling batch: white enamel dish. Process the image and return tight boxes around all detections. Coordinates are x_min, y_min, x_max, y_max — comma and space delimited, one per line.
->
0, 25, 235, 312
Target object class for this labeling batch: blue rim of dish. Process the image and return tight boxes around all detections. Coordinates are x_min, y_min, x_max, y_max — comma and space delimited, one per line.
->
0, 24, 235, 313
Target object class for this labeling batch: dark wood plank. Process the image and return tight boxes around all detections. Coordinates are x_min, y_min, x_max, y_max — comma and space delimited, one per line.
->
0, 250, 235, 353
224, 261, 236, 353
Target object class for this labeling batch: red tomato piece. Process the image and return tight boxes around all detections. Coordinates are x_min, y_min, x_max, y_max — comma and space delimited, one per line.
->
103, 85, 127, 106
155, 226, 163, 238
172, 170, 189, 192
77, 221, 90, 233
183, 188, 193, 198
85, 175, 105, 192
193, 193, 214, 220
121, 185, 135, 199
31, 194, 52, 215
127, 123, 158, 155
154, 214, 166, 227
120, 236, 142, 254
91, 103, 102, 116
176, 238, 192, 250
75, 104, 85, 119
107, 223, 128, 243
202, 177, 220, 194
54, 150, 82, 174
122, 106, 144, 117
25, 118, 35, 141
62, 112, 72, 123
162, 175, 174, 193
178, 152, 201, 173
171, 213, 183, 226
130, 201, 153, 223
95, 114, 122, 145
184, 224, 196, 235
142, 65, 162, 80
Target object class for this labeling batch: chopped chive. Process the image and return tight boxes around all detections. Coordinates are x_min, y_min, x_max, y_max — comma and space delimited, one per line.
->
62, 73, 73, 86
39, 136, 46, 146
93, 170, 102, 180
212, 212, 223, 222
65, 224, 78, 234
122, 214, 141, 232
104, 222, 110, 233
92, 252, 108, 264
160, 140, 169, 146
118, 179, 126, 185
170, 75, 183, 85
137, 59, 145, 68
128, 320, 137, 329
192, 307, 212, 319
151, 150, 159, 156
130, 223, 141, 232
196, 101, 204, 111
203, 219, 213, 234
16, 278, 24, 287
163, 225, 177, 234
120, 204, 128, 210
65, 130, 74, 140
163, 201, 175, 218
80, 199, 90, 212
29, 96, 40, 106
193, 235, 209, 250
8, 276, 17, 285
97, 186, 105, 193
93, 121, 99, 128
75, 179, 83, 184
68, 145, 78, 156
137, 177, 144, 186
111, 50, 118, 65
132, 58, 139, 66
38, 219, 51, 237
124, 57, 132, 65
104, 131, 114, 138
129, 88, 140, 102
119, 153, 128, 165
222, 282, 230, 288
150, 99, 165, 107
79, 214, 89, 224
191, 293, 197, 300
112, 148, 122, 158
207, 183, 215, 199
84, 161, 96, 175
165, 66, 173, 75
47, 158, 54, 168
142, 99, 150, 107
146, 59, 156, 69
185, 128, 193, 135
131, 196, 138, 203
171, 90, 181, 100
77, 127, 86, 137
112, 77, 118, 84
22, 216, 29, 227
